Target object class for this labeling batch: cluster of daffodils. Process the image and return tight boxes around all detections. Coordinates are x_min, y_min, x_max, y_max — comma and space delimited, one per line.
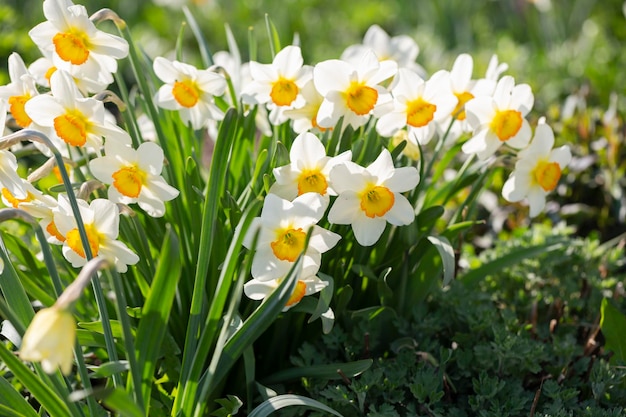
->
1, 0, 573, 373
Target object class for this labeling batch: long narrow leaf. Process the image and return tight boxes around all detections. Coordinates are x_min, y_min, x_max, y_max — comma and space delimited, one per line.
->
427, 235, 456, 286
0, 376, 39, 417
262, 359, 373, 385
248, 394, 343, 417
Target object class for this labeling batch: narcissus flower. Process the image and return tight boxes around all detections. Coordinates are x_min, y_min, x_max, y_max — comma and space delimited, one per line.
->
502, 123, 571, 217
89, 141, 179, 217
283, 80, 327, 133
0, 53, 40, 129
20, 306, 76, 375
53, 196, 139, 272
28, 0, 128, 88
243, 193, 341, 282
243, 45, 312, 125
462, 75, 534, 160
328, 149, 419, 246
313, 49, 397, 129
154, 57, 227, 130
269, 132, 351, 201
376, 68, 456, 145
25, 69, 131, 154
244, 274, 328, 311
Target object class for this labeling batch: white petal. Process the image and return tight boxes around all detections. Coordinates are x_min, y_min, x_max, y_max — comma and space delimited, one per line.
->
352, 215, 386, 246
385, 194, 415, 226
385, 166, 420, 193
327, 192, 360, 225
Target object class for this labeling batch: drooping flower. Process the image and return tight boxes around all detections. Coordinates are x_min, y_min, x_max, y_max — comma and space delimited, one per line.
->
376, 68, 456, 145
243, 192, 341, 282
502, 123, 571, 217
242, 45, 312, 125
53, 196, 139, 272
269, 132, 352, 201
462, 75, 534, 160
313, 49, 397, 129
28, 0, 128, 89
153, 57, 227, 130
328, 149, 419, 246
89, 140, 179, 217
20, 306, 76, 375
25, 69, 131, 155
244, 274, 328, 311
0, 53, 40, 129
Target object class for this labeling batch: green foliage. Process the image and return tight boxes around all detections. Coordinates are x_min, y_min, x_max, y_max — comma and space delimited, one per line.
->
282, 225, 626, 416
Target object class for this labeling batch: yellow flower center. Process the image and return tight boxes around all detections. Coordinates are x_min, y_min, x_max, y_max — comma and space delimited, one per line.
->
270, 77, 299, 106
53, 111, 89, 146
112, 165, 145, 198
46, 221, 66, 242
53, 163, 72, 184
285, 281, 307, 307
53, 30, 90, 65
345, 82, 378, 115
271, 227, 307, 262
406, 97, 436, 128
8, 94, 32, 127
1, 188, 34, 208
45, 66, 58, 83
172, 80, 200, 108
533, 160, 561, 192
297, 169, 328, 196
452, 91, 474, 121
66, 224, 100, 258
359, 184, 395, 218
490, 109, 523, 142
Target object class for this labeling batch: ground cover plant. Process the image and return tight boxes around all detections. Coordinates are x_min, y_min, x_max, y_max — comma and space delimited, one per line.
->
0, 0, 624, 416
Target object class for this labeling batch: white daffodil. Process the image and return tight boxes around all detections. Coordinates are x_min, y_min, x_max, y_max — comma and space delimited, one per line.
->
89, 141, 179, 217
242, 45, 312, 125
502, 123, 571, 217
341, 24, 424, 76
20, 306, 76, 375
376, 68, 456, 145
29, 54, 109, 94
0, 53, 40, 129
243, 192, 341, 282
53, 196, 139, 272
244, 274, 328, 311
313, 49, 397, 130
328, 149, 419, 246
283, 80, 327, 134
25, 69, 131, 155
28, 0, 128, 89
269, 132, 352, 201
0, 104, 29, 199
462, 75, 534, 160
153, 57, 227, 130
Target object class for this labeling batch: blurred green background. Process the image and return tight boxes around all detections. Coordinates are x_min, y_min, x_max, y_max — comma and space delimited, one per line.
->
1, 0, 625, 239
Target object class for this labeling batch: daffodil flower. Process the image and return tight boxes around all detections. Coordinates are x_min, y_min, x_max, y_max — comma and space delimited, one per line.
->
269, 132, 352, 201
502, 123, 571, 217
283, 80, 327, 134
28, 0, 128, 89
89, 141, 179, 217
153, 56, 227, 130
462, 75, 534, 160
0, 53, 41, 129
244, 274, 328, 311
242, 45, 312, 125
328, 149, 419, 246
376, 68, 457, 145
313, 49, 397, 129
20, 306, 76, 375
53, 195, 139, 272
25, 69, 131, 155
243, 192, 341, 282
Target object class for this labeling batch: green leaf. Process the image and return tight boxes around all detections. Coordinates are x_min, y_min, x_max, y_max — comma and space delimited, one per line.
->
182, 5, 213, 67
427, 235, 456, 286
248, 394, 344, 417
264, 14, 282, 58
415, 205, 445, 235
600, 298, 626, 364
211, 395, 243, 417
460, 240, 567, 287
87, 360, 130, 378
98, 387, 144, 417
0, 342, 71, 417
135, 225, 181, 407
0, 234, 34, 330
262, 359, 373, 385
0, 376, 39, 417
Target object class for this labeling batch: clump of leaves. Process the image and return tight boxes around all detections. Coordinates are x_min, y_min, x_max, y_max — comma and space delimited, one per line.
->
275, 224, 626, 416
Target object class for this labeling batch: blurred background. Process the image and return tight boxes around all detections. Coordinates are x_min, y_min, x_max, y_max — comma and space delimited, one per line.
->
1, 0, 625, 240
